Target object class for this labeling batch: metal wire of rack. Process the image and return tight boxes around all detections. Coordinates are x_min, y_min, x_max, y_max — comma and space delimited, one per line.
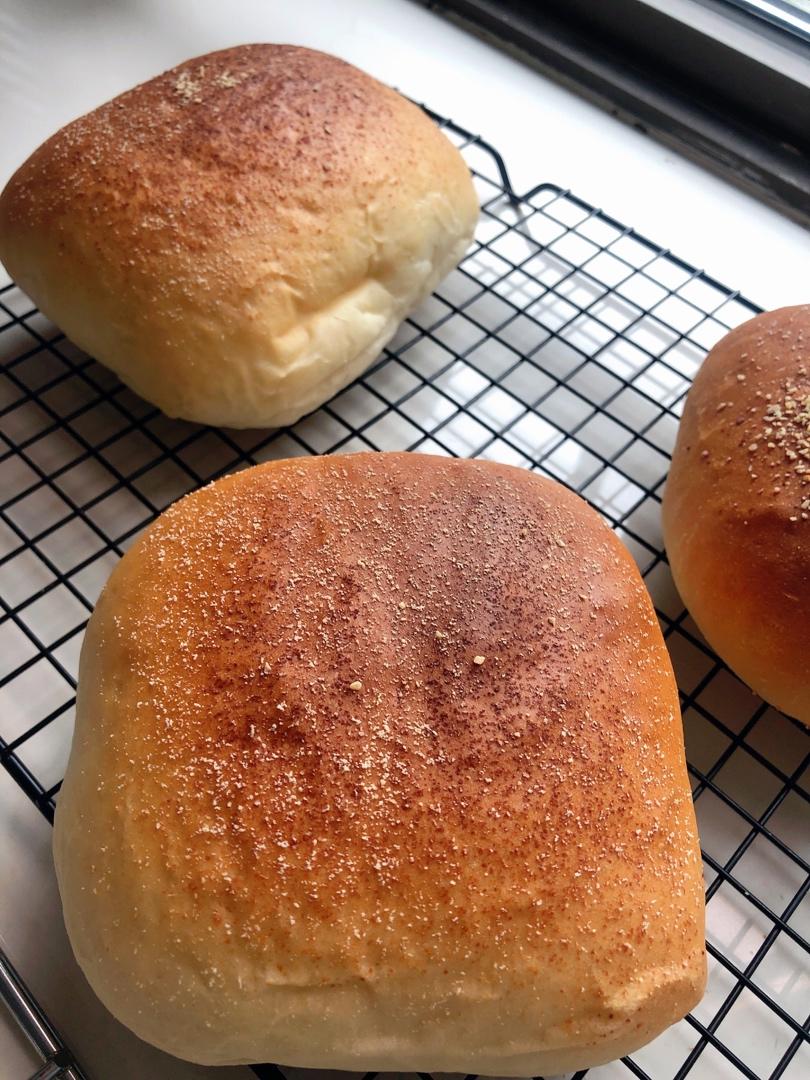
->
0, 108, 808, 1080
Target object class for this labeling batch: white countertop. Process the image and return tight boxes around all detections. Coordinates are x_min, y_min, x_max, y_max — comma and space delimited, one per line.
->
0, 1, 808, 1078
2, 0, 808, 308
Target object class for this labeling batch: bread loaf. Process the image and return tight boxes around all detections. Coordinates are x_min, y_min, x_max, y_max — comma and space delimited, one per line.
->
663, 306, 810, 725
0, 46, 478, 428
54, 452, 705, 1072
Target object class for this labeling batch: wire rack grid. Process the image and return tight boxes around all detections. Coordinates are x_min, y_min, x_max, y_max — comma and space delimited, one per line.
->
0, 108, 808, 1080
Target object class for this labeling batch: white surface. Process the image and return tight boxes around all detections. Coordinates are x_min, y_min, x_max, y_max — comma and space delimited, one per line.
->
0, 2, 808, 1079
1, 0, 808, 309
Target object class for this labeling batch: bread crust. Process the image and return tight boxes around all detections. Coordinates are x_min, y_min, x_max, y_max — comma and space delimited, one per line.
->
663, 305, 810, 725
0, 46, 478, 427
54, 453, 704, 1071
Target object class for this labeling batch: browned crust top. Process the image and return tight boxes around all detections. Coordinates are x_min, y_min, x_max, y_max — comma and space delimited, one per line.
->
81, 453, 700, 993
668, 305, 810, 524
1, 45, 422, 238
0, 43, 473, 326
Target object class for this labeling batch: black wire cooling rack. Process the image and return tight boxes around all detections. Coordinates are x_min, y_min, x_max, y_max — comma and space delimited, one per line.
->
0, 108, 808, 1080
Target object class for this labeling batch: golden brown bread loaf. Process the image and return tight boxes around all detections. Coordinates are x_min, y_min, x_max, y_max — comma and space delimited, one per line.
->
663, 305, 810, 726
0, 46, 478, 428
53, 452, 705, 1072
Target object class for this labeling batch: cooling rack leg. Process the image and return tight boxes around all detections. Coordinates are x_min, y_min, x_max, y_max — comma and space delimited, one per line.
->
0, 945, 88, 1080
